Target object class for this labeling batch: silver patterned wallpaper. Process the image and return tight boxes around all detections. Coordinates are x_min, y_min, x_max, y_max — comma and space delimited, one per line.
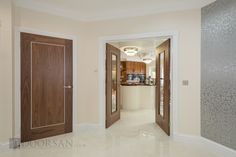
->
201, 0, 236, 150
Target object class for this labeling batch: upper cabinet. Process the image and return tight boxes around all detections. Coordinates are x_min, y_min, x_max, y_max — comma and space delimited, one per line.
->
121, 61, 146, 83
140, 63, 146, 74
121, 61, 146, 74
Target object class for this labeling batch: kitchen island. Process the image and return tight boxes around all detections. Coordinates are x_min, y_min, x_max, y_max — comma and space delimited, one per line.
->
120, 84, 156, 110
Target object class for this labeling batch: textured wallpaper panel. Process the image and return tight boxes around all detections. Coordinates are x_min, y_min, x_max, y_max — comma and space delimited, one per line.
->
201, 0, 236, 150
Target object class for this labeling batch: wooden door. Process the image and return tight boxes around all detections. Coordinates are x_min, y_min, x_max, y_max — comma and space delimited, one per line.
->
156, 39, 171, 135
21, 33, 73, 142
106, 43, 121, 128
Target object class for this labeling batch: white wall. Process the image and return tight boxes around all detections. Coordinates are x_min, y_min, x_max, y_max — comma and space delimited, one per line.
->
12, 7, 201, 136
83, 10, 201, 135
0, 0, 13, 144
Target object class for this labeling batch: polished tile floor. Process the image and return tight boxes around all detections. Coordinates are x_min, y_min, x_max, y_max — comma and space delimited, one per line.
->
0, 109, 220, 157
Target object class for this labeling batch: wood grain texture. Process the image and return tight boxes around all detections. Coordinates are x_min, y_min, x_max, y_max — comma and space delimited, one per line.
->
106, 43, 121, 128
21, 32, 73, 142
31, 42, 65, 128
120, 61, 146, 83
156, 39, 171, 136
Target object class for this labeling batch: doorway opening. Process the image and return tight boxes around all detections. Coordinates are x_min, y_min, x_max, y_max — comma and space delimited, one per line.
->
105, 36, 172, 136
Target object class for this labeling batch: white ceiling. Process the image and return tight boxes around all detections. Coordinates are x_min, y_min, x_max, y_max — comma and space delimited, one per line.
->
14, 0, 215, 21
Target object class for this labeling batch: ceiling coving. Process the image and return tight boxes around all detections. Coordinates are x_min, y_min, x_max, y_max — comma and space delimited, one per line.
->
14, 0, 215, 21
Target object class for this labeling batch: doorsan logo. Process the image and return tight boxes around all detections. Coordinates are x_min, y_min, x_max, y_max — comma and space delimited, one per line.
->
9, 138, 86, 149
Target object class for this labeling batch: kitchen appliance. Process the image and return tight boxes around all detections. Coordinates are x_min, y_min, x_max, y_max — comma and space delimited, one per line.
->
127, 74, 133, 81
138, 74, 145, 83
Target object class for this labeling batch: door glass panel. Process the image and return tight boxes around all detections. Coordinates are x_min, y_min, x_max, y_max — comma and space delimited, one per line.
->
159, 52, 165, 117
112, 54, 117, 113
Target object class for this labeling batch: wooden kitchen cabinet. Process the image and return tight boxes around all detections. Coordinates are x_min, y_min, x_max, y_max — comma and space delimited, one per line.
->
140, 63, 146, 74
125, 61, 146, 74
126, 61, 135, 73
121, 61, 146, 83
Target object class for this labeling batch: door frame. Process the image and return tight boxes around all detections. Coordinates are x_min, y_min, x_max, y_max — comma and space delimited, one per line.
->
14, 27, 78, 139
99, 31, 179, 136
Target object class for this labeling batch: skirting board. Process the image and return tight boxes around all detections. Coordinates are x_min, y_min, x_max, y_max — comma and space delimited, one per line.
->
0, 142, 9, 151
73, 123, 102, 132
173, 133, 236, 157
200, 137, 236, 157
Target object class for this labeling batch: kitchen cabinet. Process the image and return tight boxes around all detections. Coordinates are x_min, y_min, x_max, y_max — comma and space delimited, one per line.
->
126, 62, 132, 73
140, 63, 146, 74
121, 61, 146, 83
122, 61, 146, 74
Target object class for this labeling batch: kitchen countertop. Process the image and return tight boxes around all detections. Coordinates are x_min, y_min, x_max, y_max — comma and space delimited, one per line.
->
121, 83, 156, 86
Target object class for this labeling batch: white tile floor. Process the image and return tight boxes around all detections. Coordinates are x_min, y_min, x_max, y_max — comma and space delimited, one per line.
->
0, 109, 221, 157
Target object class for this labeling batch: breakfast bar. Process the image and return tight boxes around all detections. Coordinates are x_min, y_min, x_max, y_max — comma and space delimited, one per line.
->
120, 84, 156, 110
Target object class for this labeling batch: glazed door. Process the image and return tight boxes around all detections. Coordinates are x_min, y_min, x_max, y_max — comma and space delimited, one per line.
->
156, 39, 171, 135
106, 43, 121, 128
21, 33, 73, 142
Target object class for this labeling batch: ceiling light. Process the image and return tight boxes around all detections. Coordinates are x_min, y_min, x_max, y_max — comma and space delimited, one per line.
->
121, 46, 139, 56
143, 58, 152, 64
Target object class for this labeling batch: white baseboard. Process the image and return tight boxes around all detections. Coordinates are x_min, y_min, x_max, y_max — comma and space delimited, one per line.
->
78, 123, 102, 128
173, 133, 201, 143
173, 133, 236, 157
73, 123, 102, 132
200, 137, 236, 157
0, 142, 9, 150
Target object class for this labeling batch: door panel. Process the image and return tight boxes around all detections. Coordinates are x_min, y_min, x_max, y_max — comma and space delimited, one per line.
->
21, 33, 73, 142
156, 39, 171, 135
106, 43, 121, 128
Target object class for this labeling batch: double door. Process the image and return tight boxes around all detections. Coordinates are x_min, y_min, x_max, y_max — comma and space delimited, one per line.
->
106, 40, 171, 136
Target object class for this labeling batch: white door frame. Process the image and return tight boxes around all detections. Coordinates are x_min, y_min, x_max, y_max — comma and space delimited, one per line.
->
98, 31, 179, 136
14, 27, 78, 138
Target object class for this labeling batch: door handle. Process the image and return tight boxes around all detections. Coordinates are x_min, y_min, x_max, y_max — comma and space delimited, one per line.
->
64, 85, 72, 89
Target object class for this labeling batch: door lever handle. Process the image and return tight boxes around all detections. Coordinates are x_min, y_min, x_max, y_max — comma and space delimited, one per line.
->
64, 85, 72, 89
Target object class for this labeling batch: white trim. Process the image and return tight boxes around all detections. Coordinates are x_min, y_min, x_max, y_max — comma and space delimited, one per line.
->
200, 137, 236, 157
78, 123, 101, 129
0, 142, 9, 150
173, 134, 236, 157
14, 27, 78, 138
98, 31, 179, 136
173, 133, 202, 143
73, 123, 102, 133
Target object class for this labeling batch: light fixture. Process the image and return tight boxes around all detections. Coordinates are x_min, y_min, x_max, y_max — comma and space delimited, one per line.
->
143, 58, 152, 64
121, 46, 139, 56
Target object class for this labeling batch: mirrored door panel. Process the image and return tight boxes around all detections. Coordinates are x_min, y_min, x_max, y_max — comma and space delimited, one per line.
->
112, 54, 118, 113
159, 52, 165, 117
